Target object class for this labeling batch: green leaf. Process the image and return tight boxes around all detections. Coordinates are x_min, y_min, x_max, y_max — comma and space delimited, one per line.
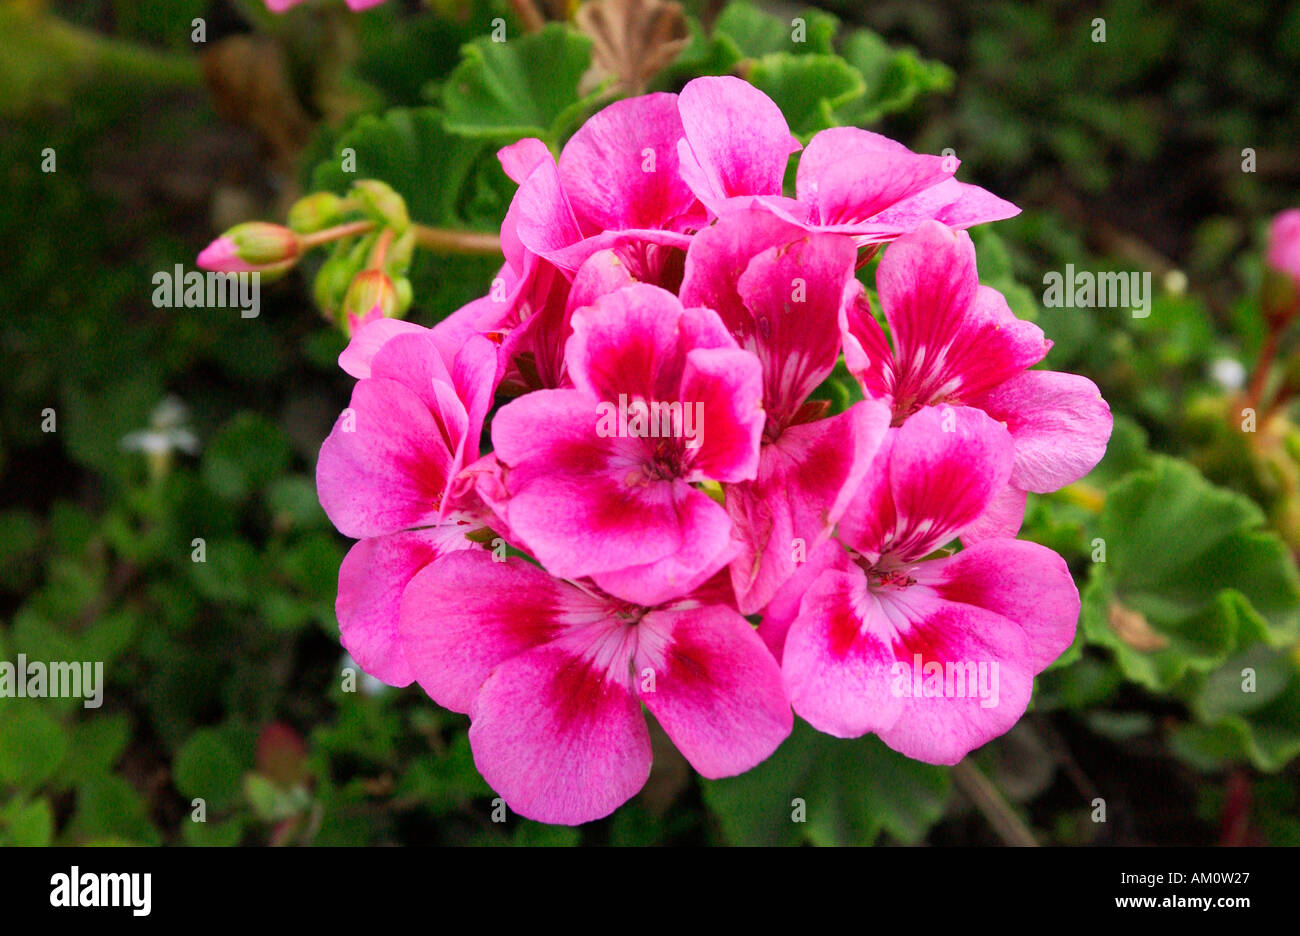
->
174, 729, 244, 811
1, 794, 53, 846
57, 713, 130, 787
509, 820, 581, 847
0, 707, 68, 788
652, 16, 743, 87
393, 732, 490, 814
748, 53, 864, 140
439, 24, 601, 143
701, 719, 950, 845
1081, 457, 1300, 692
713, 3, 838, 58
971, 226, 1039, 322
201, 413, 292, 502
834, 29, 953, 125
182, 815, 246, 847
267, 476, 329, 531
1170, 646, 1300, 772
70, 776, 159, 845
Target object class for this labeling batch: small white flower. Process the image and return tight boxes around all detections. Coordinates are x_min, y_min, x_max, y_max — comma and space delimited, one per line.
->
1209, 357, 1246, 392
120, 396, 200, 456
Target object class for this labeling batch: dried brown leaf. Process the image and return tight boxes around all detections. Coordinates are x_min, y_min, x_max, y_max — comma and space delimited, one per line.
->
576, 0, 689, 95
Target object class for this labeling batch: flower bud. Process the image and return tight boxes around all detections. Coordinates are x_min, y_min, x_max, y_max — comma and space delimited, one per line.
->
288, 192, 346, 234
197, 222, 299, 273
350, 180, 409, 233
1266, 209, 1300, 283
342, 269, 400, 326
384, 228, 416, 278
1264, 209, 1300, 328
394, 276, 413, 313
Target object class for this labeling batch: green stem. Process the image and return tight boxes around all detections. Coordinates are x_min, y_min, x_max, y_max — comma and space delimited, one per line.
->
411, 224, 502, 256
299, 220, 375, 249
952, 760, 1038, 847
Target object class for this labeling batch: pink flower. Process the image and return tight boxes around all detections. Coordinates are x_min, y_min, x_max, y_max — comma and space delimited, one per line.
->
506, 93, 706, 277
485, 282, 764, 605
436, 142, 648, 395
676, 76, 802, 216
841, 220, 1112, 538
398, 550, 791, 824
764, 127, 1020, 242
1267, 209, 1300, 283
679, 208, 892, 612
767, 405, 1080, 764
196, 222, 299, 274
675, 77, 1018, 243
315, 321, 498, 685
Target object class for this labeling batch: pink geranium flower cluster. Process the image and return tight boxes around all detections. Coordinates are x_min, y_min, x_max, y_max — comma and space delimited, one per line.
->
314, 77, 1113, 825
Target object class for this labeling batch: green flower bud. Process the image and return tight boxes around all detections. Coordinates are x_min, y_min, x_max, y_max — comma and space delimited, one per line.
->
343, 269, 400, 328
288, 192, 347, 234
350, 180, 409, 233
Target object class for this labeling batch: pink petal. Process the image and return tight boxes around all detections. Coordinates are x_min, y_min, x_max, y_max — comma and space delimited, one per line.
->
636, 603, 791, 777
734, 230, 859, 424
677, 345, 764, 484
512, 155, 586, 260
838, 405, 1015, 563
566, 283, 693, 403
958, 482, 1028, 544
338, 317, 428, 379
872, 586, 1035, 765
680, 208, 809, 335
491, 389, 730, 579
876, 222, 1049, 413
337, 526, 478, 687
558, 93, 703, 234
796, 127, 954, 228
368, 330, 457, 419
677, 76, 800, 215
591, 509, 738, 607
917, 539, 1079, 673
972, 369, 1113, 493
727, 402, 890, 614
316, 378, 452, 539
756, 536, 851, 662
931, 181, 1022, 230
1267, 209, 1300, 280
839, 283, 895, 404
398, 551, 608, 712
568, 248, 638, 315
781, 568, 906, 737
498, 138, 552, 185
468, 639, 651, 825
494, 257, 574, 392
367, 332, 498, 516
